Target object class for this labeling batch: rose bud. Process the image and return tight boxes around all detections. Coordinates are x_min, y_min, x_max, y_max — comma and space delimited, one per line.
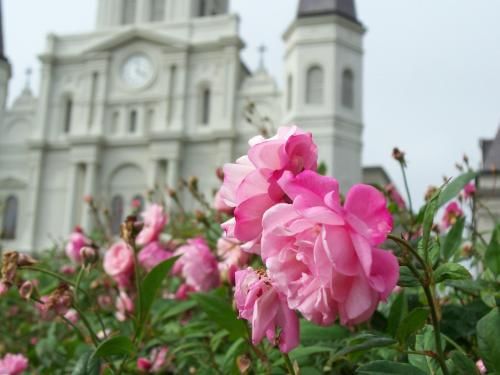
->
80, 246, 98, 266
18, 281, 34, 300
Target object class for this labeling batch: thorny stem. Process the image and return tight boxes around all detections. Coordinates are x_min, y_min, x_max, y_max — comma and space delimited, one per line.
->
74, 266, 85, 305
390, 235, 449, 375
71, 303, 99, 347
283, 353, 297, 375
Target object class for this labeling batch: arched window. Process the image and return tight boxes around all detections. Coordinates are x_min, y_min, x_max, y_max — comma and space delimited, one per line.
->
129, 109, 138, 133
111, 111, 120, 134
341, 69, 354, 109
1, 196, 18, 240
150, 0, 165, 22
287, 74, 293, 110
306, 66, 324, 105
122, 0, 137, 25
110, 195, 124, 235
200, 87, 211, 125
198, 0, 207, 17
63, 97, 73, 133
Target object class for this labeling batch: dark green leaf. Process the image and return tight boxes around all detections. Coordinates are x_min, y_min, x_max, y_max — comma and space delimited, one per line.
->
140, 256, 179, 321
447, 351, 479, 375
409, 325, 443, 374
160, 300, 197, 321
398, 266, 421, 287
356, 360, 427, 375
191, 290, 247, 340
485, 225, 500, 275
438, 171, 476, 208
387, 292, 408, 337
72, 351, 101, 375
434, 263, 471, 284
396, 308, 429, 344
477, 308, 500, 373
441, 217, 465, 261
335, 337, 397, 359
92, 336, 134, 359
422, 194, 439, 257
300, 320, 349, 343
222, 338, 247, 374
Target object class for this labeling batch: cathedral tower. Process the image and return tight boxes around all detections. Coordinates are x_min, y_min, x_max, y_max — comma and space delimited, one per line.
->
283, 0, 365, 189
0, 0, 11, 114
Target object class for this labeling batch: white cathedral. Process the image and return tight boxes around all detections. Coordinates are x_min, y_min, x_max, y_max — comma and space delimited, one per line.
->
0, 0, 378, 251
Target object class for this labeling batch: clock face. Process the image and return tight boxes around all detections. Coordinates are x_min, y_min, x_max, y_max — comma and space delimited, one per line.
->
121, 53, 154, 89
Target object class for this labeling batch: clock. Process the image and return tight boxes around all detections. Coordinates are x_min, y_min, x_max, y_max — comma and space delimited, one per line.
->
121, 53, 154, 89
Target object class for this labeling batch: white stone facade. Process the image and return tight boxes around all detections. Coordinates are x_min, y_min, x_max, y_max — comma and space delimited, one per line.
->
0, 0, 365, 251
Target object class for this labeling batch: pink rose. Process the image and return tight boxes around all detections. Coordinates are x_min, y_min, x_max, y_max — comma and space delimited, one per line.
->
138, 241, 173, 272
174, 283, 195, 300
115, 291, 134, 321
173, 238, 220, 292
136, 204, 168, 246
463, 182, 476, 199
476, 359, 487, 375
213, 189, 234, 214
219, 126, 318, 254
260, 171, 398, 326
0, 353, 28, 375
137, 358, 152, 373
150, 346, 169, 372
441, 201, 463, 229
103, 241, 134, 287
65, 227, 91, 263
63, 309, 79, 324
234, 268, 299, 353
217, 238, 250, 284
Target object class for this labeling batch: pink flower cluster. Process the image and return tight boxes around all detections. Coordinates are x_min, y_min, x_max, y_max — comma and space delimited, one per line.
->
137, 346, 169, 373
65, 226, 91, 264
0, 353, 28, 375
222, 126, 399, 352
441, 201, 464, 229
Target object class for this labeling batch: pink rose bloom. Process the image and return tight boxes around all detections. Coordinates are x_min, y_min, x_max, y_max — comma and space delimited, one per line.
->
137, 358, 152, 373
217, 238, 250, 284
219, 126, 318, 253
173, 238, 220, 292
260, 170, 398, 326
0, 353, 28, 375
476, 359, 487, 375
103, 241, 134, 287
175, 283, 195, 300
150, 346, 169, 372
0, 280, 10, 296
115, 291, 134, 321
64, 309, 79, 324
441, 201, 464, 229
138, 241, 173, 272
463, 182, 476, 199
137, 204, 168, 246
213, 189, 234, 214
65, 227, 91, 263
235, 268, 299, 353
384, 183, 406, 210
36, 296, 55, 321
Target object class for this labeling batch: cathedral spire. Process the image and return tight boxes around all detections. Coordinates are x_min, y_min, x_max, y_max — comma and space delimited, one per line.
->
297, 0, 360, 24
0, 0, 7, 62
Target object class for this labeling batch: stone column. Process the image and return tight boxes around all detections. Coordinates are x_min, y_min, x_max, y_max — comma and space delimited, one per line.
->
26, 149, 44, 250
81, 162, 97, 231
64, 163, 79, 234
166, 158, 179, 212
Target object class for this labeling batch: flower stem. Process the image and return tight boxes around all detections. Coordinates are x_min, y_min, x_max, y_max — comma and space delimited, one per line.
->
282, 353, 296, 375
399, 163, 414, 215
72, 303, 99, 347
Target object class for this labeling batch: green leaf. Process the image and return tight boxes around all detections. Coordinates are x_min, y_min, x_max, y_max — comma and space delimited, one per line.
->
447, 351, 479, 375
160, 300, 197, 321
485, 225, 500, 275
409, 325, 443, 375
441, 217, 465, 261
387, 292, 408, 337
300, 320, 349, 343
396, 308, 429, 344
276, 346, 333, 365
140, 256, 179, 321
356, 360, 427, 374
72, 351, 101, 375
477, 308, 500, 373
222, 338, 247, 374
92, 336, 134, 359
422, 194, 439, 257
434, 263, 471, 284
438, 171, 476, 208
335, 337, 397, 359
191, 290, 247, 340
398, 266, 421, 287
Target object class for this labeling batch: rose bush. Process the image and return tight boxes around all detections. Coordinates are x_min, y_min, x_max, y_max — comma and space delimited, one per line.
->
0, 126, 498, 375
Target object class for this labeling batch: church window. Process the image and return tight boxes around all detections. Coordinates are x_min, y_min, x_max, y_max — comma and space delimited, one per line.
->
63, 97, 73, 133
198, 0, 207, 17
287, 74, 293, 110
1, 195, 18, 240
341, 68, 354, 109
167, 65, 177, 124
111, 111, 120, 134
200, 87, 211, 125
150, 0, 165, 22
129, 109, 138, 133
122, 0, 137, 25
306, 66, 324, 105
110, 195, 124, 235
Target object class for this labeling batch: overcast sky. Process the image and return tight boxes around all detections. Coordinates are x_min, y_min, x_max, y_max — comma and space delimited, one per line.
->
4, 0, 500, 207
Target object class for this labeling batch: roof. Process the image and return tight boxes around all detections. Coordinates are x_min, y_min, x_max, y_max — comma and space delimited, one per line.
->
298, 0, 360, 24
482, 127, 500, 171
